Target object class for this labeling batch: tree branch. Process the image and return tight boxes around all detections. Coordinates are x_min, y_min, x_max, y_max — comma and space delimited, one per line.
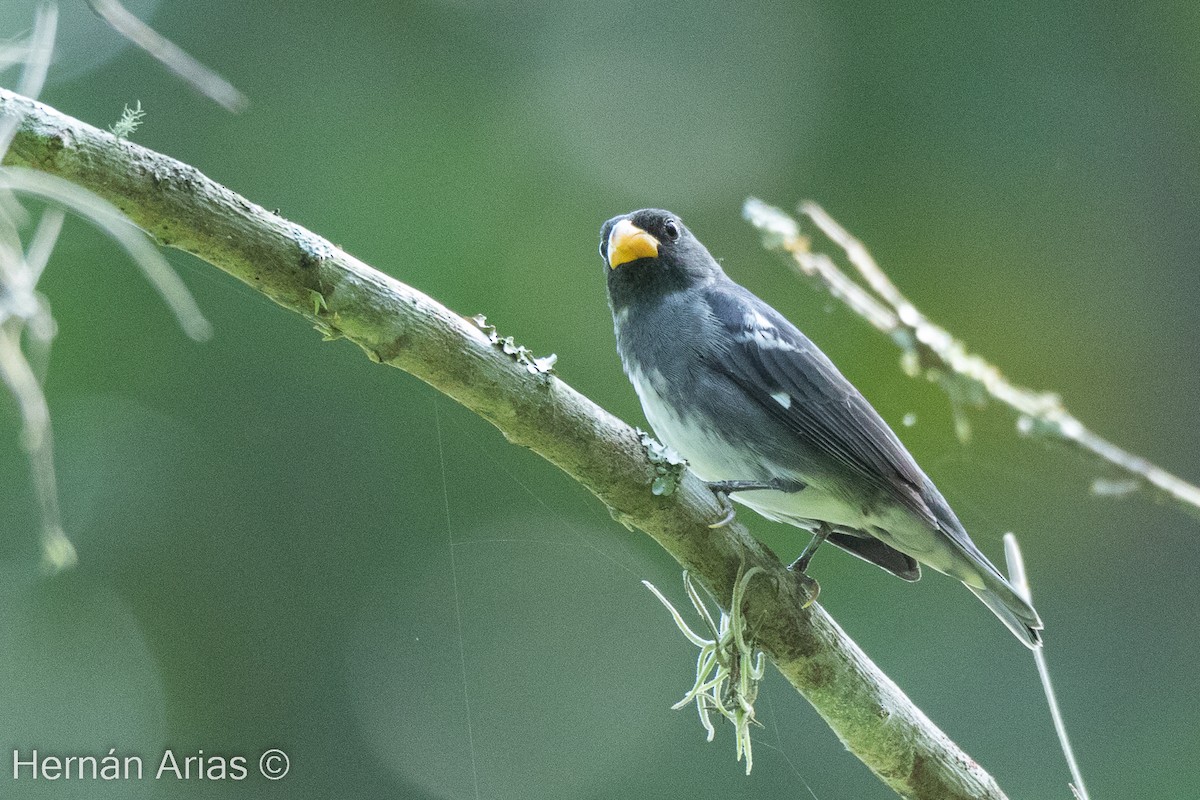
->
0, 88, 1010, 800
744, 198, 1200, 519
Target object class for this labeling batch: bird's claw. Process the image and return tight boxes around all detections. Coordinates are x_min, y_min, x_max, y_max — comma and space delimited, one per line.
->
707, 488, 737, 528
794, 571, 820, 608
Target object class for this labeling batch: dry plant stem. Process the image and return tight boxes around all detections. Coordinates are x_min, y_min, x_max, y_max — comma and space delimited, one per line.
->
0, 5, 76, 570
744, 198, 1200, 519
0, 3, 55, 161
1, 88, 1008, 800
85, 0, 248, 112
1003, 535, 1089, 800
0, 323, 73, 568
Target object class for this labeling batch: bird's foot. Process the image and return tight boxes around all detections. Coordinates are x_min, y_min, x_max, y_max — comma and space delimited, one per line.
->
705, 478, 806, 529
788, 522, 833, 575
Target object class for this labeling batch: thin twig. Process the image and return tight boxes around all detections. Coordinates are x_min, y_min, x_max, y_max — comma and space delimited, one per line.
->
743, 198, 1200, 519
0, 4, 73, 571
0, 7, 211, 570
0, 2, 56, 157
1004, 535, 1089, 800
0, 168, 211, 341
0, 325, 73, 570
23, 205, 64, 285
86, 0, 248, 112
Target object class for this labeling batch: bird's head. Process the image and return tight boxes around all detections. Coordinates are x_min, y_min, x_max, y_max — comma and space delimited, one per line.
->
599, 209, 722, 308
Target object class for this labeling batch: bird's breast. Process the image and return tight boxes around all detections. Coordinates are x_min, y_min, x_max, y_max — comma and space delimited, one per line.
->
615, 301, 775, 483
623, 357, 761, 482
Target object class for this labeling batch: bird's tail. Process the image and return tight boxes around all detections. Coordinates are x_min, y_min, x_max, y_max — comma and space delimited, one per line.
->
967, 578, 1043, 649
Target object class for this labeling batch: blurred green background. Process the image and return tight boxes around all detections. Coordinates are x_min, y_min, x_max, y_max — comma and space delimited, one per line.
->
2, 0, 1199, 797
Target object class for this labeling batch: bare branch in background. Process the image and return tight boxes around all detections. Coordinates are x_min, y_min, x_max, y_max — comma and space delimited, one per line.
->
85, 0, 249, 112
743, 198, 1200, 519
0, 4, 73, 570
0, 2, 57, 155
1, 87, 1019, 799
0, 6, 211, 569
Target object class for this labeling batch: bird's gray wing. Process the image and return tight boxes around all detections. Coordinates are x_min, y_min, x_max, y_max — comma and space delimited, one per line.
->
701, 283, 1037, 638
703, 283, 939, 527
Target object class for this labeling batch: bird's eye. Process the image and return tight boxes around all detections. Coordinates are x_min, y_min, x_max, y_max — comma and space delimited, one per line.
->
662, 219, 680, 242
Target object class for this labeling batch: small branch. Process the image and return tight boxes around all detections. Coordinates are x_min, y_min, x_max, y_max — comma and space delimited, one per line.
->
1, 88, 1011, 799
85, 0, 248, 112
744, 198, 1200, 519
1004, 535, 1089, 800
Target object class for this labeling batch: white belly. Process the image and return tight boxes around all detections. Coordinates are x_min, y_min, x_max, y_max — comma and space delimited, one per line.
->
626, 362, 866, 532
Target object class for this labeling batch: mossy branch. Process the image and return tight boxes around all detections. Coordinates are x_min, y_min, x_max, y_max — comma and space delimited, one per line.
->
0, 87, 1010, 800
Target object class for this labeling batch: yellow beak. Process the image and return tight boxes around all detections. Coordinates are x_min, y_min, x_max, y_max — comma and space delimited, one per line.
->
607, 219, 659, 269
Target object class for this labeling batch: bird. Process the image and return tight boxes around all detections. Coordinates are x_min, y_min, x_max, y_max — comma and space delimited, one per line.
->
598, 208, 1043, 648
